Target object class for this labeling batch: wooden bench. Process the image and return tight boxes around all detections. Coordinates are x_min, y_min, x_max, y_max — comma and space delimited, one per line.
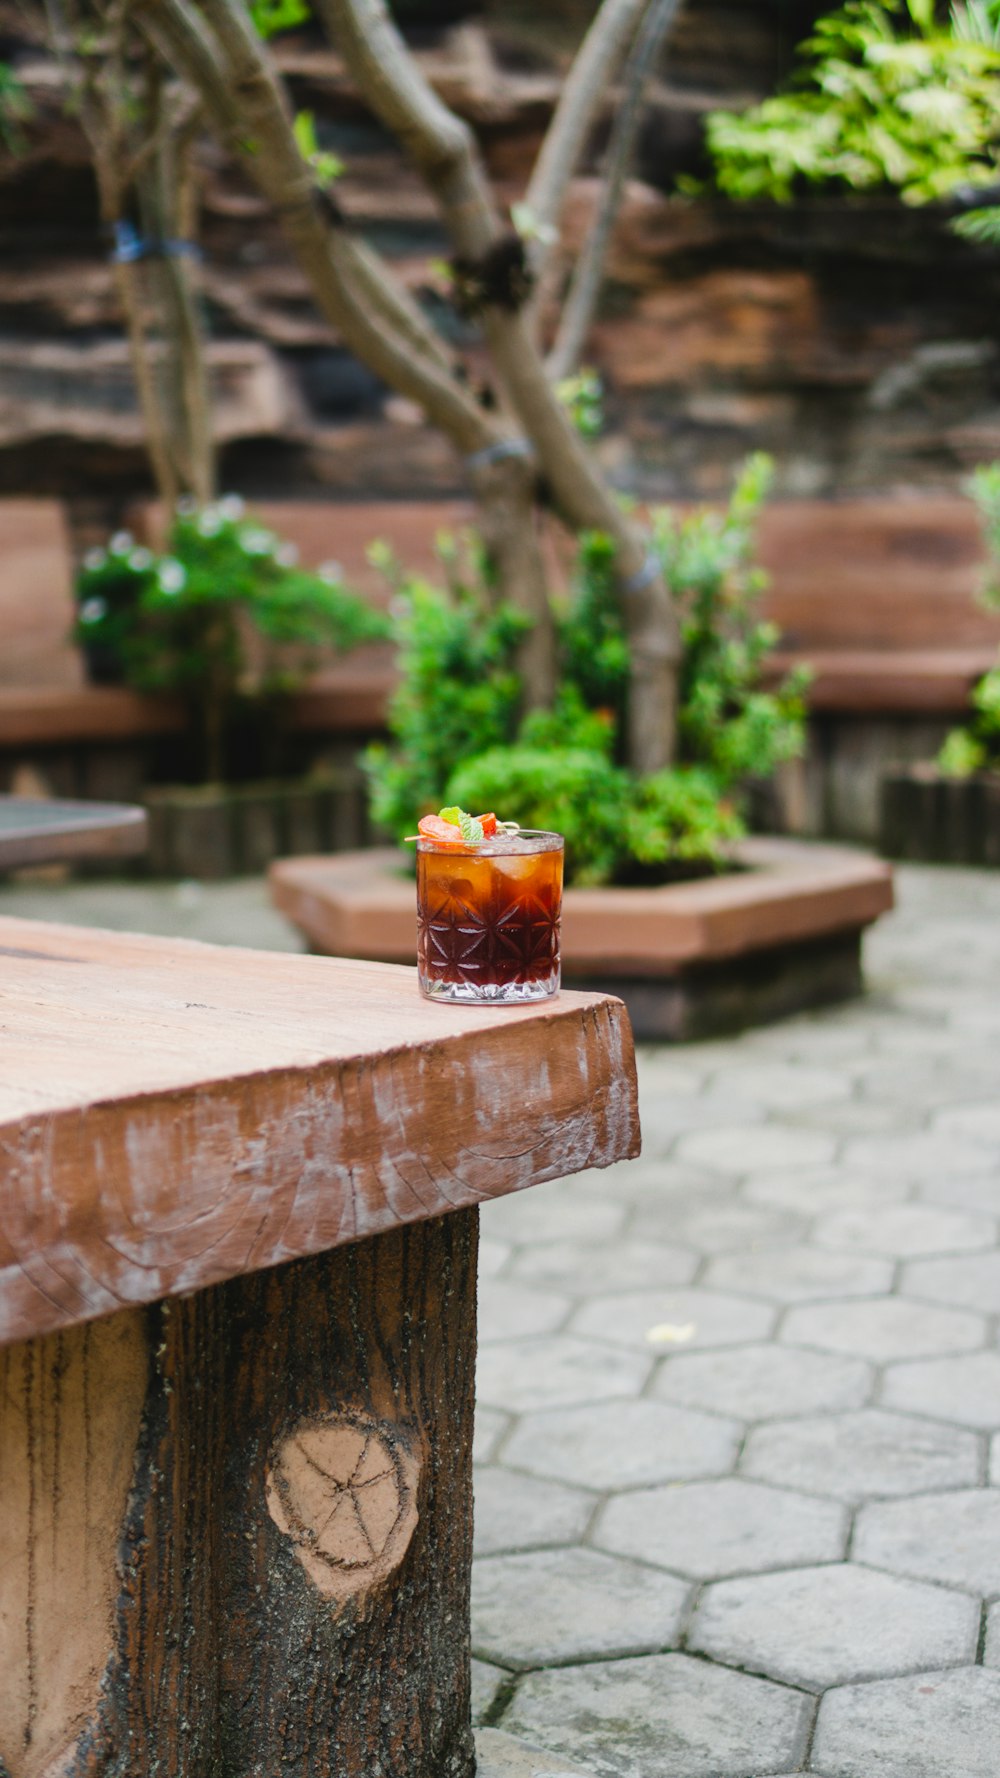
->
0, 918, 638, 1778
5, 492, 996, 842
0, 500, 184, 804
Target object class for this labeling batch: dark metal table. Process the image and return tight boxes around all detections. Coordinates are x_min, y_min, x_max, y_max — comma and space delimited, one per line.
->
0, 795, 148, 870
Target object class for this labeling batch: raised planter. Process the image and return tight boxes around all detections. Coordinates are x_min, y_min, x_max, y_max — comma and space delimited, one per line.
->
143, 768, 370, 879
880, 765, 1000, 865
269, 837, 895, 1042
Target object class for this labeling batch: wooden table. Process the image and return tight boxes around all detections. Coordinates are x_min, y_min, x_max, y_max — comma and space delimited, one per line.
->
0, 794, 148, 870
0, 917, 639, 1778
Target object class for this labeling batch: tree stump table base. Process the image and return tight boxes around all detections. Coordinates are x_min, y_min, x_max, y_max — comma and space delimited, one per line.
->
0, 920, 638, 1778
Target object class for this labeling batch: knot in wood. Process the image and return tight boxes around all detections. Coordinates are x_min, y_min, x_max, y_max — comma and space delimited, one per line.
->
266, 1411, 420, 1605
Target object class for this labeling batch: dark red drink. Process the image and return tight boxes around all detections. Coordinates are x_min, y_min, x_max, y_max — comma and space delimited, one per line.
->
416, 830, 563, 1003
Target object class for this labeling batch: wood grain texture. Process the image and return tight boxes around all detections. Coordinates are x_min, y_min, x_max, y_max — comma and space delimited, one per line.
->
0, 919, 638, 1347
0, 1310, 148, 1778
0, 1216, 479, 1778
0, 501, 83, 692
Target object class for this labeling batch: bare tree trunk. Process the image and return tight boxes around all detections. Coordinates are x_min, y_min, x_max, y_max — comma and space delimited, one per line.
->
547, 0, 683, 382
322, 0, 681, 769
0, 1215, 479, 1778
147, 109, 217, 505
140, 0, 682, 769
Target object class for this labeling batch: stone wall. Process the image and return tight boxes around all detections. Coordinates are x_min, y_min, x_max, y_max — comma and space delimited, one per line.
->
2, 0, 999, 534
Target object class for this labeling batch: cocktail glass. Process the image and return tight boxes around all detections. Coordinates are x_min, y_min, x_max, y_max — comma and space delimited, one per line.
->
416, 828, 564, 1004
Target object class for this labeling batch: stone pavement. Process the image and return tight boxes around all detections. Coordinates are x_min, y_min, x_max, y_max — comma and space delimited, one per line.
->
3, 864, 1000, 1777
471, 864, 1000, 1778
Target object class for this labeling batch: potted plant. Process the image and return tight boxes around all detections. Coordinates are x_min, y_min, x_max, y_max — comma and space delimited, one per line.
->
271, 459, 895, 1039
880, 464, 1000, 865
76, 495, 389, 877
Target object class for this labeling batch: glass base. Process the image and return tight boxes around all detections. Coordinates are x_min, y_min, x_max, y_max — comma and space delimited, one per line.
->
418, 967, 561, 1005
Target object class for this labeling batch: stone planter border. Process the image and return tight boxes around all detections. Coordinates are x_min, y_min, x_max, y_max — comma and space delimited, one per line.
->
269, 837, 894, 1042
143, 769, 369, 880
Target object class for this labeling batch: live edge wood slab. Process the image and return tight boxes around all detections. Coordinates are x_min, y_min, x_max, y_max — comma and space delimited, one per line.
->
0, 918, 638, 1778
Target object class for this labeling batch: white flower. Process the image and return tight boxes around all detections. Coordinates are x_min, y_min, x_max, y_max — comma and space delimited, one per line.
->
82, 548, 107, 573
197, 506, 222, 537
241, 527, 276, 557
157, 559, 187, 595
79, 596, 107, 624
274, 541, 299, 568
218, 492, 246, 521
109, 530, 134, 555
176, 495, 197, 517
129, 547, 154, 571
318, 559, 344, 584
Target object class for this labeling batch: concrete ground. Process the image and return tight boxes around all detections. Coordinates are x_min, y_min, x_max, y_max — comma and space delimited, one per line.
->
4, 863, 999, 1778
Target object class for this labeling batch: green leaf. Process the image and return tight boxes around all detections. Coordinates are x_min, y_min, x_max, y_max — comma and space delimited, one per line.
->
250, 0, 311, 39
292, 110, 344, 187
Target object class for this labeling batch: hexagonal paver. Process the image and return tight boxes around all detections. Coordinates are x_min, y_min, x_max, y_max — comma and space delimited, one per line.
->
475, 1405, 510, 1465
475, 1727, 595, 1777
594, 1477, 847, 1580
854, 1489, 1000, 1594
688, 1563, 978, 1691
702, 1061, 853, 1108
676, 1123, 836, 1174
472, 1658, 508, 1725
900, 1252, 1000, 1315
478, 1279, 572, 1342
480, 1191, 626, 1246
743, 1164, 911, 1215
841, 1133, 994, 1181
634, 1199, 805, 1255
476, 1336, 650, 1414
507, 1237, 697, 1296
741, 1409, 981, 1502
593, 1162, 731, 1209
813, 1203, 995, 1258
703, 1245, 893, 1304
780, 1297, 987, 1363
785, 1098, 911, 1137
471, 1547, 688, 1668
501, 1397, 741, 1492
916, 1173, 1000, 1216
932, 1100, 1000, 1144
502, 1652, 812, 1778
985, 1603, 1000, 1668
479, 1238, 512, 1279
881, 1351, 1000, 1431
651, 1342, 872, 1421
569, 1287, 775, 1352
473, 1466, 594, 1558
634, 1092, 768, 1150
813, 1667, 1000, 1778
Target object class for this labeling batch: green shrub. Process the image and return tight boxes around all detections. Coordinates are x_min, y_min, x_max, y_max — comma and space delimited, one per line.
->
76, 496, 388, 782
939, 464, 1000, 777
365, 457, 806, 885
705, 0, 1000, 207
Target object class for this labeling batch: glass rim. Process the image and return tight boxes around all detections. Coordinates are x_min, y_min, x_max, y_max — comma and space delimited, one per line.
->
415, 827, 564, 855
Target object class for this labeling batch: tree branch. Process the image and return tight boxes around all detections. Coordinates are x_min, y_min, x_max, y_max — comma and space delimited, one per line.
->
316, 0, 499, 261
139, 0, 498, 455
547, 0, 683, 382
523, 0, 649, 339
319, 0, 681, 768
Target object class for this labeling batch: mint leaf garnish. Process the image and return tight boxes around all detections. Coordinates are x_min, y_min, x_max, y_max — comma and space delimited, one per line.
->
458, 811, 485, 845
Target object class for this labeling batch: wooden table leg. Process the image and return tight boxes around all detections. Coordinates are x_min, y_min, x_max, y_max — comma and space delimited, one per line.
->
1, 1209, 479, 1778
